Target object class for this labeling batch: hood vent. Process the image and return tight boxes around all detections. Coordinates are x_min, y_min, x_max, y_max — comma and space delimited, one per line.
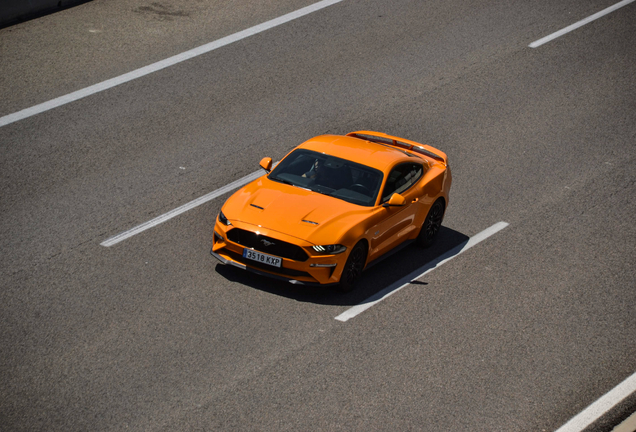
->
250, 204, 264, 210
302, 219, 319, 225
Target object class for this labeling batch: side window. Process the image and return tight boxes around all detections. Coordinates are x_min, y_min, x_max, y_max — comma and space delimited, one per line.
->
381, 163, 424, 202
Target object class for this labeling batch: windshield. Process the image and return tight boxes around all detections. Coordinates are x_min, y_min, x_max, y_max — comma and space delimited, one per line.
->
268, 149, 384, 207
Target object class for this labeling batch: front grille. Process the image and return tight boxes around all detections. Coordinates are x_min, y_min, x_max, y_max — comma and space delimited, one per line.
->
226, 228, 309, 262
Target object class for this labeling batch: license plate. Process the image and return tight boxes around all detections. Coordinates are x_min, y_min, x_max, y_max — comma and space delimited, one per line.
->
242, 249, 282, 268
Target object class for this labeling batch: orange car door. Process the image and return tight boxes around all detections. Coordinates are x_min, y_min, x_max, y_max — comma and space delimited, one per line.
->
368, 163, 425, 261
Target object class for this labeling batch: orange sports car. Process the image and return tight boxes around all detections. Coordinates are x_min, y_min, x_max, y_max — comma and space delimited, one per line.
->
211, 131, 452, 291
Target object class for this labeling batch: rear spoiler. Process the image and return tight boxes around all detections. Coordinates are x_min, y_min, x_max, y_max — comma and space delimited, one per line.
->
346, 130, 447, 165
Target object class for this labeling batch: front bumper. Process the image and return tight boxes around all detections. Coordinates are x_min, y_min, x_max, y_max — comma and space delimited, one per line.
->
211, 220, 346, 286
210, 249, 338, 286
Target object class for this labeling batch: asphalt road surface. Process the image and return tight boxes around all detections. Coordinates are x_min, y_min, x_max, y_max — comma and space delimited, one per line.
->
1, 0, 635, 430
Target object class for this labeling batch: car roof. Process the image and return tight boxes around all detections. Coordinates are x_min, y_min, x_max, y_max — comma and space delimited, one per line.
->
297, 134, 418, 172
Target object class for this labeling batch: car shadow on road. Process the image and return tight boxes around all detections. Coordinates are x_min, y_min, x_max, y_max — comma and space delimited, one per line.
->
214, 226, 469, 306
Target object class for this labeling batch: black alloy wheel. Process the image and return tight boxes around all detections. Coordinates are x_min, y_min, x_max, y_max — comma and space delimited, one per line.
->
338, 242, 367, 292
417, 199, 444, 247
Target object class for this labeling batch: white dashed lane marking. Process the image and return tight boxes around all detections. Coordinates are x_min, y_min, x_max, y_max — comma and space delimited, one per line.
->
335, 222, 510, 322
0, 0, 346, 128
100, 169, 265, 247
555, 372, 636, 432
529, 0, 634, 48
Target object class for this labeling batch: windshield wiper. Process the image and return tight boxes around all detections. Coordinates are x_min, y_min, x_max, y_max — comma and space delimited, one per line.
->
270, 176, 312, 191
269, 176, 294, 186
309, 187, 334, 197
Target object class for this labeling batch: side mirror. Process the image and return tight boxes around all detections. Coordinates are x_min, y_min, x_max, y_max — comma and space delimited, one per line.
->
259, 157, 273, 172
383, 193, 406, 207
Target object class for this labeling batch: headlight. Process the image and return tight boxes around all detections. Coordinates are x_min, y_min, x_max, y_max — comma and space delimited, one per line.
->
312, 244, 347, 254
218, 211, 231, 226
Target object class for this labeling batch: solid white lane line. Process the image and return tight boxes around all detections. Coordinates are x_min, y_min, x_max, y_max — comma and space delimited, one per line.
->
529, 0, 634, 48
0, 0, 345, 128
100, 169, 265, 247
335, 221, 509, 322
555, 372, 636, 432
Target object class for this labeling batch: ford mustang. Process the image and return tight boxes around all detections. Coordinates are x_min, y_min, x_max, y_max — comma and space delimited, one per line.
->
211, 131, 451, 291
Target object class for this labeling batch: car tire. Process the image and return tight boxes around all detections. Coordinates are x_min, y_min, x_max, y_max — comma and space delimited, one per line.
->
337, 242, 367, 292
417, 199, 445, 247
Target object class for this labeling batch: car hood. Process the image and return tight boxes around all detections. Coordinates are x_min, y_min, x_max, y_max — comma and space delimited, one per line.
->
223, 176, 371, 244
